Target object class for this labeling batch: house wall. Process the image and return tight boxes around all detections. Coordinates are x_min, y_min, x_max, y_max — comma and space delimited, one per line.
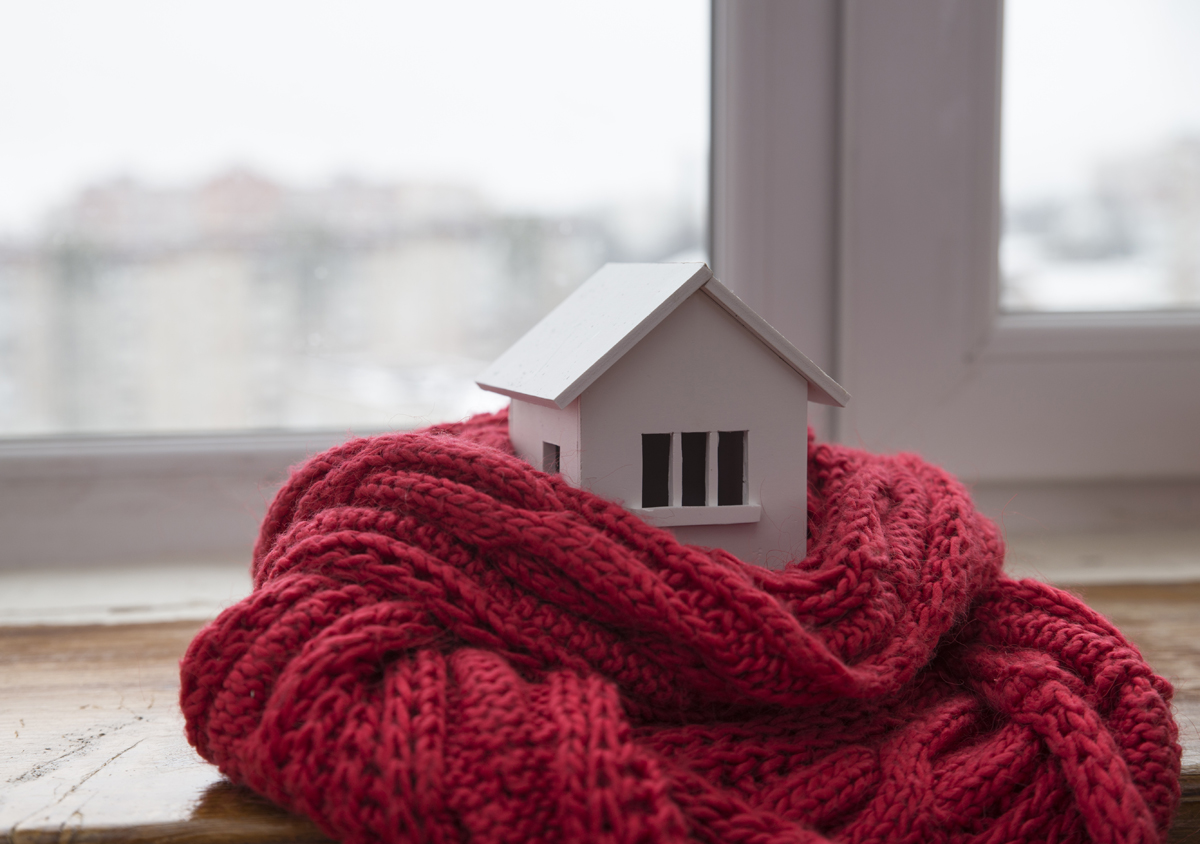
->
579, 291, 810, 567
509, 398, 582, 485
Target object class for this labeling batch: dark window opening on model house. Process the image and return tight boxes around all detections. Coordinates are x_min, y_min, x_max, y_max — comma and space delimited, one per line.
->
681, 432, 707, 506
641, 433, 671, 507
718, 431, 746, 505
642, 430, 748, 508
543, 442, 561, 474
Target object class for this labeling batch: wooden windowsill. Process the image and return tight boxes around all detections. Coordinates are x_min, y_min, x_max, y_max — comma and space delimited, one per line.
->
2, 584, 1199, 842
0, 619, 332, 844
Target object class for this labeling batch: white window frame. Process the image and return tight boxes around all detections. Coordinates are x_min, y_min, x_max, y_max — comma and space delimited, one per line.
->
712, 0, 1200, 530
0, 430, 355, 569
7, 0, 1200, 573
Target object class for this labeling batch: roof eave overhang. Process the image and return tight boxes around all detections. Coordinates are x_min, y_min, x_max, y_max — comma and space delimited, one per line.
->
473, 383, 564, 410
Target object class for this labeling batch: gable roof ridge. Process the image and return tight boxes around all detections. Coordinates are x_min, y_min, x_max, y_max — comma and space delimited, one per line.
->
476, 262, 849, 409
476, 262, 712, 409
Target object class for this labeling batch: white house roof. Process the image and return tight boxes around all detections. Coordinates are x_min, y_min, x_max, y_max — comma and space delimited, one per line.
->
476, 262, 850, 410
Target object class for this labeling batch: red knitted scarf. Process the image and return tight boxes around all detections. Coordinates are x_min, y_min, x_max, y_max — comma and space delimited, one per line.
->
181, 409, 1180, 844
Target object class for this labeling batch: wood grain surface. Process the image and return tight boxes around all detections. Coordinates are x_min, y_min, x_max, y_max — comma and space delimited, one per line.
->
0, 620, 330, 843
1074, 584, 1200, 844
1, 584, 1198, 843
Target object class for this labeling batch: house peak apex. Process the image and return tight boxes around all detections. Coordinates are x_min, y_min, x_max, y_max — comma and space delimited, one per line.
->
477, 262, 848, 410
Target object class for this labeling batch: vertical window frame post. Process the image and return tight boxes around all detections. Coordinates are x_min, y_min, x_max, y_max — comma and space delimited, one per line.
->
670, 430, 683, 508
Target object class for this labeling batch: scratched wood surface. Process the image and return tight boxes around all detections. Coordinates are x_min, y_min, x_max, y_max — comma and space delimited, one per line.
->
1, 584, 1198, 844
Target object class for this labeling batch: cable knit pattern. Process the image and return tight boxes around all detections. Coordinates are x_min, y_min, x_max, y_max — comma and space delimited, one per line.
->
180, 408, 1180, 843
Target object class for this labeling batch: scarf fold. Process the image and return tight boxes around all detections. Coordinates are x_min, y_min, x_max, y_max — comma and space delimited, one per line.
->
180, 409, 1180, 844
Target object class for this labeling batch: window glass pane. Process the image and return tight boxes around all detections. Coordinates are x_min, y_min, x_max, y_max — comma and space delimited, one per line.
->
1001, 0, 1200, 313
0, 1, 709, 436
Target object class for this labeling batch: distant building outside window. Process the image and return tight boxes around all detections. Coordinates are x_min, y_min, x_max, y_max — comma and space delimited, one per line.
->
1002, 0, 1200, 313
0, 1, 709, 436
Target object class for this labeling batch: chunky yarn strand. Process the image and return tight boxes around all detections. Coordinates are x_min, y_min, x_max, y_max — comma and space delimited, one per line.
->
180, 409, 1180, 844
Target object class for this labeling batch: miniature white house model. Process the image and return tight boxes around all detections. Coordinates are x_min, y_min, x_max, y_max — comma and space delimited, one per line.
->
477, 262, 849, 568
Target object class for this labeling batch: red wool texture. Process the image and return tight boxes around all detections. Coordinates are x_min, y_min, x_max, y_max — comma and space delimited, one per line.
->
180, 409, 1181, 844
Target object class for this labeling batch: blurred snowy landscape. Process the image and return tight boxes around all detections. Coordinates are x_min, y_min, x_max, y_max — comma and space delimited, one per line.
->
0, 170, 703, 435
1003, 136, 1200, 313
1002, 0, 1200, 314
0, 1, 709, 437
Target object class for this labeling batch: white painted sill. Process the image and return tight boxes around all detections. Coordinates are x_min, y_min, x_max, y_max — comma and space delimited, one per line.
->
629, 504, 762, 527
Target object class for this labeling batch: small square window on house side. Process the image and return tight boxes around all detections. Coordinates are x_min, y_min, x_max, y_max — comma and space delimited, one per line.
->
718, 431, 746, 505
543, 442, 561, 474
681, 432, 707, 506
641, 433, 671, 508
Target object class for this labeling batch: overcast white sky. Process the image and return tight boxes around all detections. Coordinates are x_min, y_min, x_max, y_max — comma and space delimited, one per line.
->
4, 1, 1198, 237
1004, 0, 1200, 205
0, 0, 709, 236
